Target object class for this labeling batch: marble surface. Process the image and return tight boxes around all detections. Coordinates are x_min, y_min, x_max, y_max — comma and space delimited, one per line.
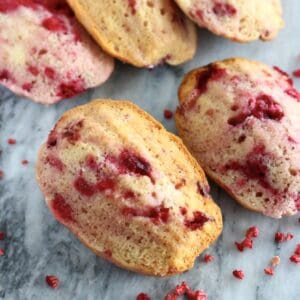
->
0, 1, 300, 299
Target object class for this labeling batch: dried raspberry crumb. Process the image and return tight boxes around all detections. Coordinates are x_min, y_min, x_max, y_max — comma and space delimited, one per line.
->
21, 160, 29, 165
0, 170, 4, 179
289, 244, 300, 264
136, 293, 151, 300
232, 270, 244, 280
164, 281, 207, 300
290, 254, 300, 264
235, 237, 253, 252
7, 138, 16, 145
164, 109, 173, 119
285, 233, 294, 241
264, 267, 274, 276
298, 217, 300, 223
45, 275, 59, 289
0, 232, 5, 240
246, 226, 259, 238
293, 69, 300, 77
0, 248, 5, 256
274, 232, 294, 243
203, 254, 214, 263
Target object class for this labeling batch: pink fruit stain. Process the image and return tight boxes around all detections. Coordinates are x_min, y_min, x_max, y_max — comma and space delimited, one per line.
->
42, 15, 67, 32
184, 211, 209, 230
212, 2, 237, 17
228, 94, 284, 126
57, 78, 86, 98
51, 194, 74, 222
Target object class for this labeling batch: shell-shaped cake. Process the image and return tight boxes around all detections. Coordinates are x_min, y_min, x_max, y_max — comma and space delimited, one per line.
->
36, 99, 222, 276
176, 58, 300, 218
0, 0, 114, 104
66, 0, 197, 67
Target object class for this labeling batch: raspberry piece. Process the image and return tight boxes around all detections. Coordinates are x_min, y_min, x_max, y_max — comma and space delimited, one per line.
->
21, 160, 29, 165
285, 233, 294, 241
7, 138, 16, 145
203, 254, 214, 263
0, 248, 5, 256
45, 275, 59, 289
232, 270, 244, 280
295, 244, 300, 256
164, 281, 207, 300
235, 237, 253, 252
213, 3, 237, 17
264, 267, 274, 275
275, 232, 285, 242
136, 293, 151, 300
293, 69, 300, 77
0, 231, 5, 240
0, 170, 4, 179
164, 109, 173, 119
246, 226, 259, 238
274, 232, 294, 243
290, 254, 300, 264
184, 211, 210, 230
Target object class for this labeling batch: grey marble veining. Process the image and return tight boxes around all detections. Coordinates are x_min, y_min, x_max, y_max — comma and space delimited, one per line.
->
0, 1, 300, 299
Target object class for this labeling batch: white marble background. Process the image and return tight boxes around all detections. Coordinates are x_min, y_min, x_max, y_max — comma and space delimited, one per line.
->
0, 1, 300, 299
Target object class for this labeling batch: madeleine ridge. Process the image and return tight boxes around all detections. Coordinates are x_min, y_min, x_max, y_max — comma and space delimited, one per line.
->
176, 58, 300, 218
36, 99, 222, 276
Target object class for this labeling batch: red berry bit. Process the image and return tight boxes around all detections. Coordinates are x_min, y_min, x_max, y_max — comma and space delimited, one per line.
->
122, 205, 170, 225
0, 248, 5, 256
213, 2, 237, 17
0, 231, 5, 240
246, 226, 259, 238
274, 232, 294, 243
0, 170, 4, 179
232, 270, 244, 280
293, 69, 300, 78
289, 244, 300, 264
128, 0, 137, 15
264, 267, 274, 276
164, 109, 173, 119
235, 237, 253, 252
50, 194, 74, 223
136, 293, 151, 300
178, 66, 226, 113
184, 211, 210, 231
7, 138, 16, 145
228, 94, 284, 126
45, 275, 59, 289
164, 281, 207, 300
57, 78, 86, 99
62, 120, 84, 144
21, 160, 29, 165
46, 155, 65, 172
203, 254, 214, 263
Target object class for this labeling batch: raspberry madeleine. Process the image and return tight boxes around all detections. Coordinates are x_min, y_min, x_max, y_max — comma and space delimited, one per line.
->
0, 0, 113, 104
66, 0, 197, 67
36, 100, 222, 276
176, 58, 300, 218
174, 0, 283, 42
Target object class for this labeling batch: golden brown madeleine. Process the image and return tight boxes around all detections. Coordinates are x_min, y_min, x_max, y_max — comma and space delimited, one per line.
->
176, 58, 300, 218
36, 99, 222, 276
66, 0, 197, 67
